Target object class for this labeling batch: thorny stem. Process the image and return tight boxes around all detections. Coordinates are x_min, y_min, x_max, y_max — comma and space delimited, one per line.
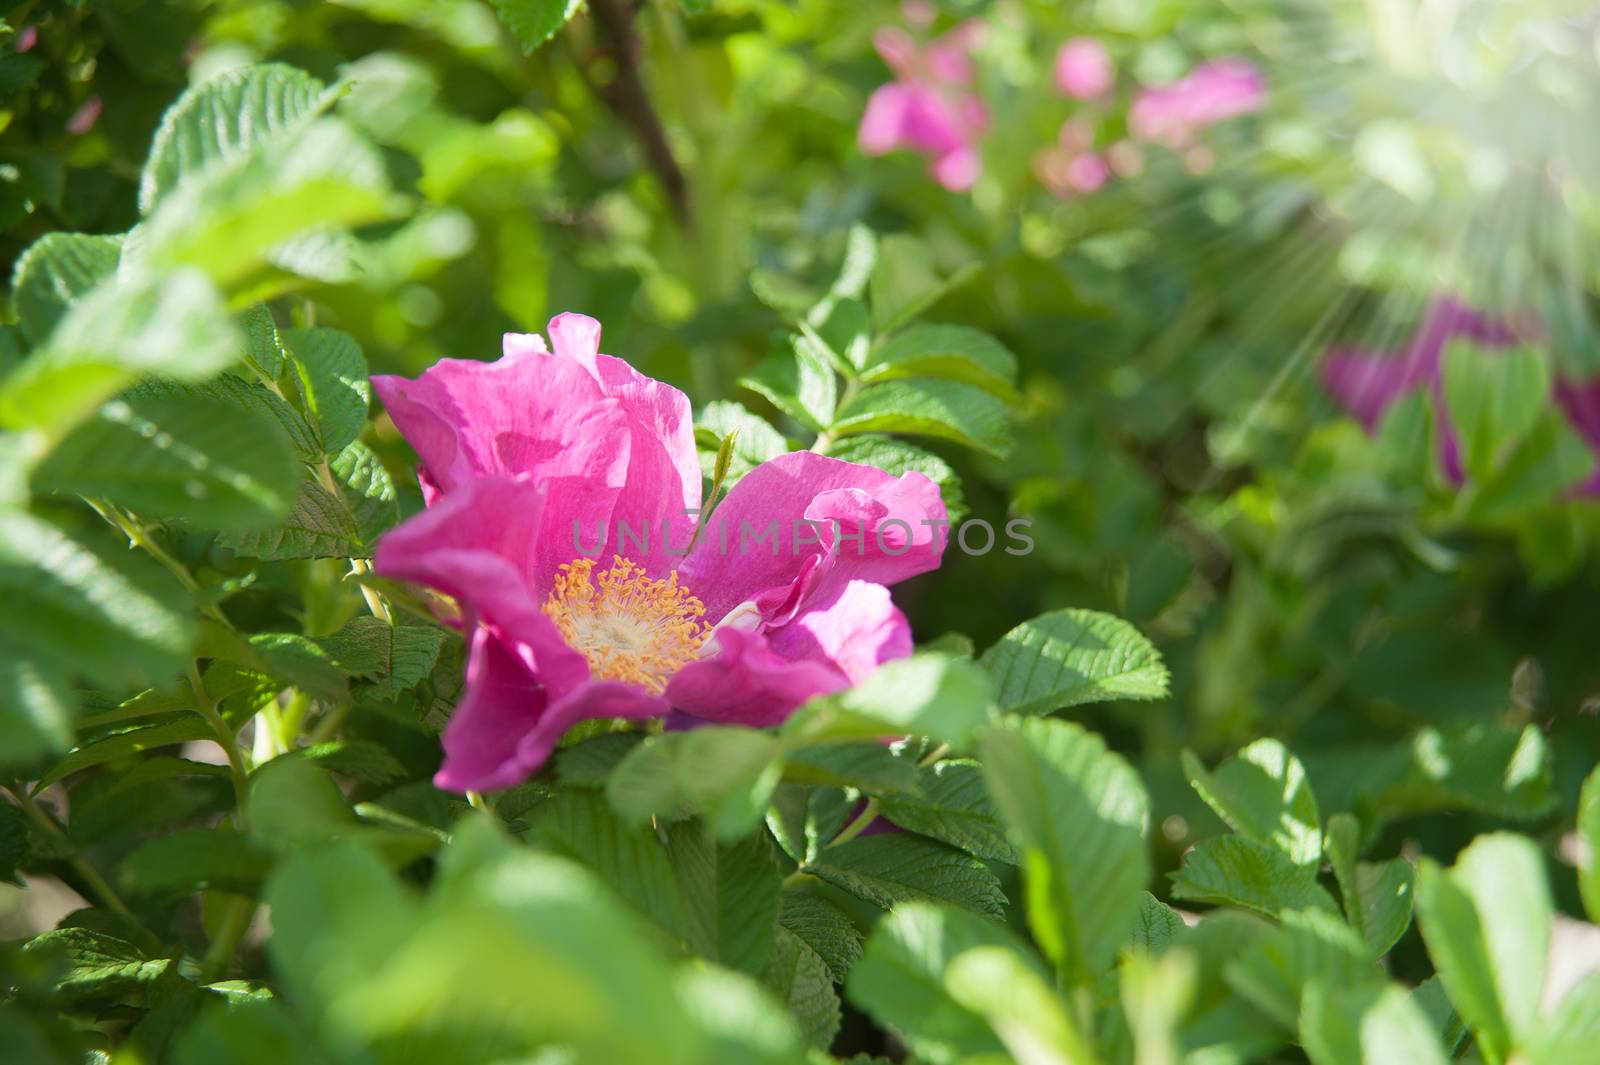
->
4, 785, 160, 953
87, 499, 235, 628
86, 499, 198, 592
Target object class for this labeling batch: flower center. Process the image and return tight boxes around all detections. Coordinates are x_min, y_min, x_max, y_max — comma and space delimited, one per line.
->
542, 555, 710, 693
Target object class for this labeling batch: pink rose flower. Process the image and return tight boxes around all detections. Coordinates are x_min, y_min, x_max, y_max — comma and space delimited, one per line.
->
859, 22, 989, 191
1129, 58, 1265, 148
1036, 122, 1111, 198
1320, 295, 1600, 492
374, 314, 947, 792
1054, 37, 1114, 100
1064, 152, 1110, 193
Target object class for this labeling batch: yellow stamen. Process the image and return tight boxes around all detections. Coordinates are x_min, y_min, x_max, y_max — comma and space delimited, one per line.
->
542, 555, 710, 693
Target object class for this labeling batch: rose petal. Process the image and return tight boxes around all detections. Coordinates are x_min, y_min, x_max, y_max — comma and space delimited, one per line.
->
372, 347, 631, 494
767, 579, 913, 686
374, 475, 590, 685
681, 450, 946, 624
665, 626, 846, 727
434, 634, 664, 793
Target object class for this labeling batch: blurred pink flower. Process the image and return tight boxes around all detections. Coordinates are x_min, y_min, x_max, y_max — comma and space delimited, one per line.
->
16, 25, 37, 52
1320, 295, 1600, 492
859, 22, 989, 191
1129, 58, 1265, 148
375, 313, 947, 792
1065, 152, 1110, 193
901, 0, 937, 29
66, 96, 102, 136
1058, 117, 1094, 153
1035, 146, 1109, 198
1107, 140, 1144, 178
1054, 37, 1114, 100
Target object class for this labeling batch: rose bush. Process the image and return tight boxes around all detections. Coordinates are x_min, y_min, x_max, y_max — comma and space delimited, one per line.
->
2, 2, 1600, 1064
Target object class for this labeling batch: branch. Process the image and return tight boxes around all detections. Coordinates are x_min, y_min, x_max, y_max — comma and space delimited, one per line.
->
585, 0, 690, 223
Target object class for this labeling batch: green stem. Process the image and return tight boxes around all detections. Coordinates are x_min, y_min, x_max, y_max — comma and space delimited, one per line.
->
188, 663, 250, 819
825, 743, 952, 850
348, 556, 393, 624
276, 690, 311, 747
828, 799, 880, 849
184, 666, 259, 980
305, 702, 352, 746
200, 895, 256, 983
88, 499, 234, 628
5, 786, 158, 952
811, 376, 862, 455
87, 499, 198, 592
321, 456, 394, 625
466, 790, 495, 816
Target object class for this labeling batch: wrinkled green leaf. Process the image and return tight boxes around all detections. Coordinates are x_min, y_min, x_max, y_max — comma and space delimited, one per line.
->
139, 63, 338, 212
807, 833, 1005, 919
980, 716, 1148, 982
980, 608, 1169, 715
10, 232, 124, 344
1170, 835, 1338, 918
1182, 739, 1320, 866
832, 379, 1012, 458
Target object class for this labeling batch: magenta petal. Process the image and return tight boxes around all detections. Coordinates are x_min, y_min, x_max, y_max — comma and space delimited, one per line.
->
374, 476, 590, 688
803, 478, 944, 590
510, 313, 702, 575
372, 348, 631, 494
1064, 152, 1110, 193
376, 475, 546, 619
434, 627, 551, 792
1055, 38, 1114, 100
1409, 296, 1520, 370
768, 579, 912, 686
434, 636, 663, 793
1555, 377, 1600, 495
1179, 59, 1266, 127
932, 146, 981, 191
513, 680, 667, 772
1319, 347, 1416, 429
925, 31, 976, 86
1320, 295, 1523, 432
897, 88, 968, 155
873, 27, 918, 79
548, 312, 603, 375
860, 84, 912, 155
592, 354, 701, 573
682, 450, 946, 624
665, 627, 846, 727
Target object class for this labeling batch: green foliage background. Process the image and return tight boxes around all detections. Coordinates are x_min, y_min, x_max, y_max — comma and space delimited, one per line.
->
2, 1, 1600, 1063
